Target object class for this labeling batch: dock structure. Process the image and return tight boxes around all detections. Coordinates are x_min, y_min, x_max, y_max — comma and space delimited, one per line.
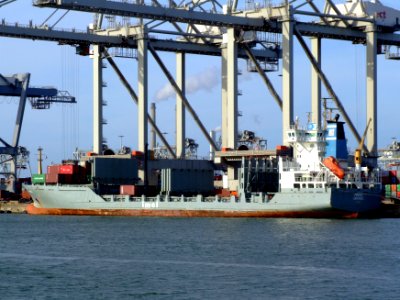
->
1, 0, 400, 178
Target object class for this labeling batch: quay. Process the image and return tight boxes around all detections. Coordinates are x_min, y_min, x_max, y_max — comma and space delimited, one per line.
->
0, 201, 29, 214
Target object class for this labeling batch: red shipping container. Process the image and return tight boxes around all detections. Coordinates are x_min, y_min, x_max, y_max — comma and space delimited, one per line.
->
47, 165, 60, 175
389, 170, 397, 177
215, 188, 230, 197
48, 173, 83, 185
59, 164, 77, 175
397, 192, 400, 198
120, 185, 142, 196
46, 173, 59, 184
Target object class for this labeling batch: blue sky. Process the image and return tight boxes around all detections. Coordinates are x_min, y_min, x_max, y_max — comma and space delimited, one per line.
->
1, 0, 400, 174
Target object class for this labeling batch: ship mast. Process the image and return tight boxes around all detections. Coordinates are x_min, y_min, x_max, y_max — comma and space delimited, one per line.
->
37, 147, 43, 175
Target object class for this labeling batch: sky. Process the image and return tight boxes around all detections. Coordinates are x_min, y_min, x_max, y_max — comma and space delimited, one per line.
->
1, 0, 400, 175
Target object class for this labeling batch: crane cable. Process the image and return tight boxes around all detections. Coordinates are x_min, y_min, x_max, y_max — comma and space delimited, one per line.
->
61, 46, 66, 158
74, 52, 80, 150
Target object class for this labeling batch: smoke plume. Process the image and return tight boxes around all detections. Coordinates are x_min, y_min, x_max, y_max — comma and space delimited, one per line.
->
154, 65, 220, 102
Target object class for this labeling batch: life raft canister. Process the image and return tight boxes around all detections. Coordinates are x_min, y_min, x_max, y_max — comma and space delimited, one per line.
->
322, 156, 345, 179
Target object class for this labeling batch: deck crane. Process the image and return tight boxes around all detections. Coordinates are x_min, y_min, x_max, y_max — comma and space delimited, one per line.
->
0, 73, 75, 194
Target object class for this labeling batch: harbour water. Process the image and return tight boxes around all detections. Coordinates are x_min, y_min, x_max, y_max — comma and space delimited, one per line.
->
0, 215, 399, 299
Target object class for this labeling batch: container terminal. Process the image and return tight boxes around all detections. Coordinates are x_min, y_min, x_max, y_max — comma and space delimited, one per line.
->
1, 0, 400, 216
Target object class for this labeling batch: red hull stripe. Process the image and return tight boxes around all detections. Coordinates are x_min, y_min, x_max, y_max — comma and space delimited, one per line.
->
26, 204, 358, 218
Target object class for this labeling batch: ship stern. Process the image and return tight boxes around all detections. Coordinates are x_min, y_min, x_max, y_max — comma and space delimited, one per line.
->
330, 188, 382, 214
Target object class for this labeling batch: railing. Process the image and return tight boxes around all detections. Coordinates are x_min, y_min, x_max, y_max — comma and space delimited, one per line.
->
0, 18, 89, 34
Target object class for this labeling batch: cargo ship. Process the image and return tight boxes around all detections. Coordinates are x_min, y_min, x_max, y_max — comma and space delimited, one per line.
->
25, 118, 382, 218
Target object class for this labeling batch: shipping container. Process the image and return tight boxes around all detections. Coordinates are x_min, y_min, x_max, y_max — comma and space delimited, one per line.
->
120, 185, 135, 195
46, 173, 75, 184
46, 173, 59, 184
32, 174, 46, 185
392, 191, 398, 198
385, 184, 391, 191
46, 172, 87, 185
161, 168, 214, 194
47, 165, 60, 175
120, 185, 143, 196
392, 184, 397, 192
215, 188, 231, 197
389, 170, 397, 177
397, 192, 400, 198
59, 164, 78, 175
92, 157, 139, 184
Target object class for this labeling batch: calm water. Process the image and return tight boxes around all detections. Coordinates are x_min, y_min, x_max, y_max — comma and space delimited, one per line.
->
0, 215, 399, 299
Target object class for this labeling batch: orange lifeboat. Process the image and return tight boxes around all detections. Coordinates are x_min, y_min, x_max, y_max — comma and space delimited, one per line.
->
322, 156, 345, 179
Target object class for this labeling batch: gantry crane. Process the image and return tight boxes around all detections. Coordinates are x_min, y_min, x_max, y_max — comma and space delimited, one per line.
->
0, 73, 75, 194
0, 0, 399, 189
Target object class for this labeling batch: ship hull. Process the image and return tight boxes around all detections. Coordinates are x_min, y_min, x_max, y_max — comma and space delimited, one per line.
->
24, 184, 382, 218
26, 204, 359, 218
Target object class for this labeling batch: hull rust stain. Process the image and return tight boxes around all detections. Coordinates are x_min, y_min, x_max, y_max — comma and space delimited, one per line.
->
26, 204, 358, 218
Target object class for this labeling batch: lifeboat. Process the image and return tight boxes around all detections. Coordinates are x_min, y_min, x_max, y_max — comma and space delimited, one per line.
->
322, 156, 345, 179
